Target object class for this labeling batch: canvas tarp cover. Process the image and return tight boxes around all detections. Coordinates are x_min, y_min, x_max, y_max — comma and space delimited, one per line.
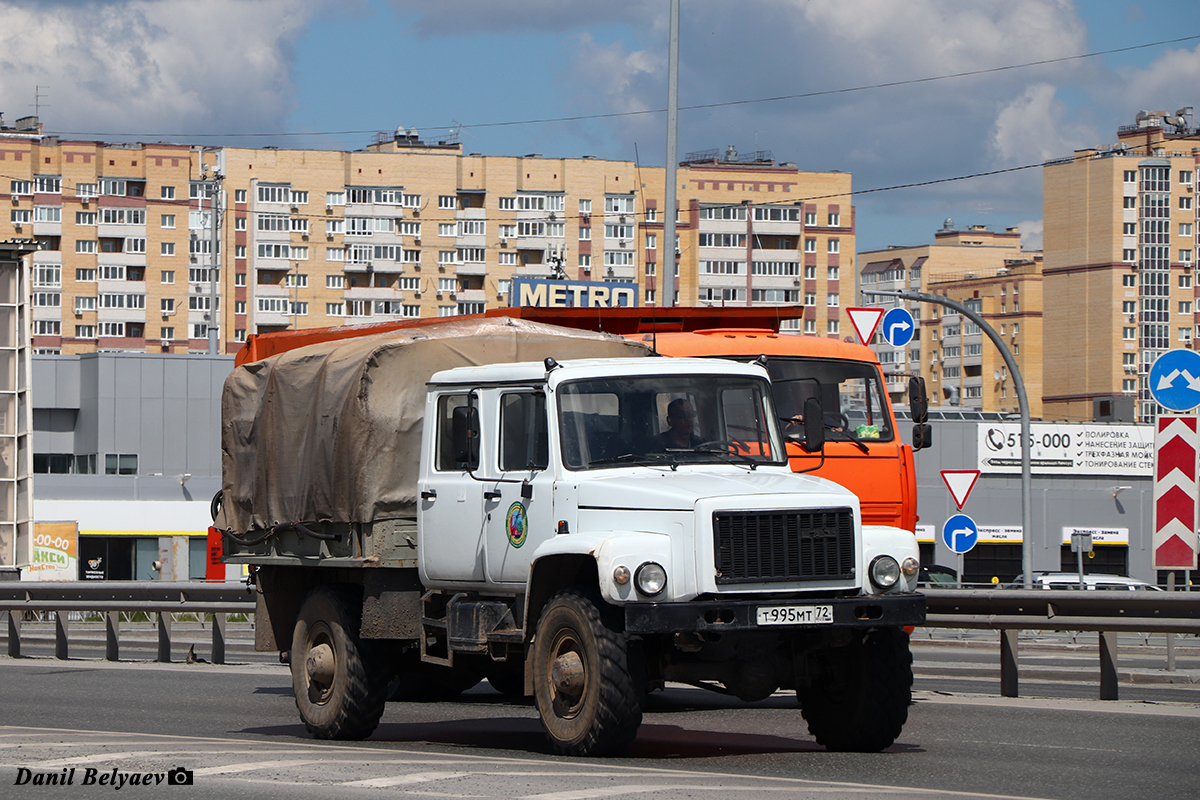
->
221, 316, 650, 534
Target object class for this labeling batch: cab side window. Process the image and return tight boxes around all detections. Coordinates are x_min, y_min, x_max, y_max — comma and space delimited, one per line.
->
500, 392, 548, 471
435, 393, 479, 471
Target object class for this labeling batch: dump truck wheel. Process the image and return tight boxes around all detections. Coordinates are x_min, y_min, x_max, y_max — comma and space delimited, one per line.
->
292, 587, 386, 740
797, 627, 913, 752
532, 588, 641, 756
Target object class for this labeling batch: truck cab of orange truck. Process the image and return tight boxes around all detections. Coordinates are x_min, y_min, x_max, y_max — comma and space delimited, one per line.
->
640, 328, 917, 532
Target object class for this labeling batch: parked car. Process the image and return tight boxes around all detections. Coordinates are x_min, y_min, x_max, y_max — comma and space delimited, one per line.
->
918, 565, 959, 588
1009, 573, 1162, 591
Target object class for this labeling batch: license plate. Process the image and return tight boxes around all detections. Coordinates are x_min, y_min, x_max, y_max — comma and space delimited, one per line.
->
756, 604, 834, 626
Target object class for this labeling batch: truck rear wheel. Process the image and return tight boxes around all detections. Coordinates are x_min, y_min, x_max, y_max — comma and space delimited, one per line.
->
532, 588, 641, 756
292, 587, 386, 740
797, 627, 913, 752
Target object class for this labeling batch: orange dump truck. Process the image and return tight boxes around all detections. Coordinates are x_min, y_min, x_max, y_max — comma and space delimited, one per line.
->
239, 306, 922, 533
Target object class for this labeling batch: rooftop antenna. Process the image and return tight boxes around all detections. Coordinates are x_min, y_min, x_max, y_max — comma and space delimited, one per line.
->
32, 84, 49, 117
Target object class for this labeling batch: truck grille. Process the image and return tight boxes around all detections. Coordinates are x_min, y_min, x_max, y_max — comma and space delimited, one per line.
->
713, 508, 855, 585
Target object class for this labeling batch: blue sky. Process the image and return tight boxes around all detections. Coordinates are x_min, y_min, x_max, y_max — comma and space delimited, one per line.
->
2, 0, 1198, 252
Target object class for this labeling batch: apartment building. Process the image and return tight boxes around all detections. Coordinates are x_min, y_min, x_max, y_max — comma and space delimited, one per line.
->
0, 238, 33, 574
1043, 108, 1200, 422
0, 122, 853, 354
859, 223, 1043, 415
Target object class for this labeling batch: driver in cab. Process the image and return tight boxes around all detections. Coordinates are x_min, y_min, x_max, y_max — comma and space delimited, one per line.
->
654, 398, 702, 450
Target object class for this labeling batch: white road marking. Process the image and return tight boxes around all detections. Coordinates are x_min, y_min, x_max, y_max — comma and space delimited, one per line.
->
341, 771, 472, 788
192, 759, 322, 776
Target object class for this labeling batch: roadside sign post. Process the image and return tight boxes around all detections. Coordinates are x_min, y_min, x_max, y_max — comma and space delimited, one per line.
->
1070, 532, 1093, 589
1148, 351, 1200, 585
941, 470, 980, 584
867, 288, 1033, 587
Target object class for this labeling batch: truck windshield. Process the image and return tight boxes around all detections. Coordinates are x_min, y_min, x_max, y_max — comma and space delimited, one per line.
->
765, 358, 894, 443
557, 374, 786, 470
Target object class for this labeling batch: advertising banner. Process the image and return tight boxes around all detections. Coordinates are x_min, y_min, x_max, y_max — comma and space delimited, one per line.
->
977, 422, 1154, 476
28, 522, 78, 581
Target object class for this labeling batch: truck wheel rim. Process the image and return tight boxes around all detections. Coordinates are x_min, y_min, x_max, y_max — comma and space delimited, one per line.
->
305, 623, 336, 704
547, 629, 586, 718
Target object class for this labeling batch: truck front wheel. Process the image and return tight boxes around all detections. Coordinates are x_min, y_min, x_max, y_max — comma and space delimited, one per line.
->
797, 627, 913, 752
532, 588, 642, 756
292, 587, 386, 740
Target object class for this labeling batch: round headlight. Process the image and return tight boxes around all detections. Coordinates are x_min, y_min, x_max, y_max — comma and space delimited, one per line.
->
634, 561, 667, 596
869, 555, 900, 591
901, 557, 920, 578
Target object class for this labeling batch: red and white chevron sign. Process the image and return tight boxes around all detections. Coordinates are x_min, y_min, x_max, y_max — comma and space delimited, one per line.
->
1152, 415, 1200, 569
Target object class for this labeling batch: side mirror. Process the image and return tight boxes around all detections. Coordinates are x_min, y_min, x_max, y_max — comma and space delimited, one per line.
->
912, 423, 933, 451
451, 404, 480, 468
802, 396, 825, 453
908, 376, 928, 424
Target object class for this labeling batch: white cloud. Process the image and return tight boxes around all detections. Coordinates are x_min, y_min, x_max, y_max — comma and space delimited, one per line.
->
1016, 218, 1043, 251
1118, 43, 1200, 118
0, 0, 322, 138
991, 84, 1097, 165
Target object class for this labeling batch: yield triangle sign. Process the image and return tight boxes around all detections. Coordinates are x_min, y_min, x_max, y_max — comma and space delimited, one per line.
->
941, 470, 980, 510
846, 308, 884, 345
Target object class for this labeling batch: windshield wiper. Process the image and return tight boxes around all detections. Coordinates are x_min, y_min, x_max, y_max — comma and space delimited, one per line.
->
692, 443, 760, 470
826, 427, 869, 454
587, 452, 678, 469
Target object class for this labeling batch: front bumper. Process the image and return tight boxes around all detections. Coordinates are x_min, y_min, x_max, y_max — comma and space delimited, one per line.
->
624, 592, 925, 634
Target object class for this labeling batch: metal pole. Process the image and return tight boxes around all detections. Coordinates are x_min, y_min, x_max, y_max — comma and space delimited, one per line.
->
866, 289, 1034, 588
661, 0, 679, 307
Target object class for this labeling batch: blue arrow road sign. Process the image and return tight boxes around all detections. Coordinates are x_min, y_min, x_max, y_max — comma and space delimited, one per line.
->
881, 307, 915, 347
942, 513, 978, 555
1149, 349, 1200, 411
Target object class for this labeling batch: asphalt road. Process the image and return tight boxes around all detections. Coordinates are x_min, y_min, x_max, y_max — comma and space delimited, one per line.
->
1, 654, 1197, 800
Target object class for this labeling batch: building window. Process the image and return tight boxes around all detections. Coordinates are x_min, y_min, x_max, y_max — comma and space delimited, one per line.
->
1181, 274, 1193, 289
1123, 249, 1137, 262
828, 212, 840, 227
1123, 196, 1136, 208
160, 242, 175, 256
1182, 250, 1194, 263
1124, 170, 1137, 183
1123, 326, 1135, 341
804, 238, 816, 253
235, 189, 247, 203
1182, 223, 1194, 237
1181, 196, 1193, 211
1123, 273, 1136, 287
1181, 170, 1193, 185
804, 211, 816, 226
827, 293, 839, 307
105, 454, 138, 475
76, 240, 96, 254
1180, 301, 1193, 315
827, 239, 839, 254
1180, 327, 1193, 343
99, 321, 124, 337
827, 319, 839, 335
1123, 222, 1136, 235
438, 195, 457, 210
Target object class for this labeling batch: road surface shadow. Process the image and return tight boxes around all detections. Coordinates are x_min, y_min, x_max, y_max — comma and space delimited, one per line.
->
239, 716, 924, 758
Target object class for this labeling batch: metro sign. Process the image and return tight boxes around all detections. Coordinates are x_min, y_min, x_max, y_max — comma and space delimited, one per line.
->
1152, 415, 1200, 569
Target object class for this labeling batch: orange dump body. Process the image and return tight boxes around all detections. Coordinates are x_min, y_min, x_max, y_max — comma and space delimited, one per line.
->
236, 307, 916, 530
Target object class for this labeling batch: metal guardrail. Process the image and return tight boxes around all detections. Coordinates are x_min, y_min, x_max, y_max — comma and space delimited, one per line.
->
2, 583, 1197, 702
0, 581, 255, 664
922, 588, 1200, 700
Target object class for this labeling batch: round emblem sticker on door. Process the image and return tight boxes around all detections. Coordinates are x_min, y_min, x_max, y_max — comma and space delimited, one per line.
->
506, 501, 528, 548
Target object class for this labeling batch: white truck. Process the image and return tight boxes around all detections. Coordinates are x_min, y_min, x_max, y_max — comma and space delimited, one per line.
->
217, 317, 924, 756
